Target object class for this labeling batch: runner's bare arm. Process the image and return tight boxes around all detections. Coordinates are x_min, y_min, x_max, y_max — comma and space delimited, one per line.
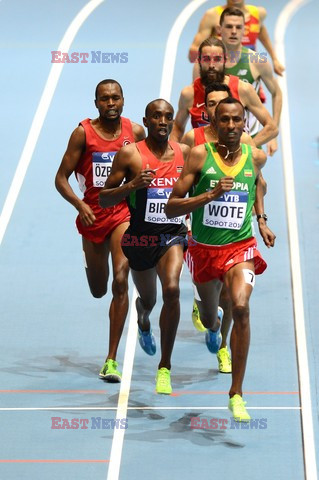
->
99, 145, 155, 208
181, 129, 195, 148
241, 132, 255, 146
256, 59, 282, 156
132, 122, 146, 141
55, 126, 85, 207
55, 126, 96, 226
188, 8, 218, 62
239, 81, 278, 147
179, 143, 191, 162
166, 145, 233, 218
258, 6, 267, 24
257, 7, 285, 76
256, 60, 282, 128
170, 86, 193, 142
256, 171, 267, 196
252, 145, 267, 173
254, 173, 276, 248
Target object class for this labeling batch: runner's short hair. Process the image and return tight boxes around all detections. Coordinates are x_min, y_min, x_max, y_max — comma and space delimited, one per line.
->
220, 7, 245, 26
205, 83, 232, 105
215, 96, 245, 118
95, 79, 123, 99
198, 37, 226, 61
144, 99, 173, 117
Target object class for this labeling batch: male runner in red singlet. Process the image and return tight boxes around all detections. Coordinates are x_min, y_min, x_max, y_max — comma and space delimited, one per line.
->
99, 99, 189, 395
170, 37, 278, 147
189, 0, 285, 80
55, 79, 145, 383
182, 83, 253, 148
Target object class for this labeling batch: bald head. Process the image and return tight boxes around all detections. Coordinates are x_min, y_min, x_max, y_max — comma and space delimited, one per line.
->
145, 99, 174, 118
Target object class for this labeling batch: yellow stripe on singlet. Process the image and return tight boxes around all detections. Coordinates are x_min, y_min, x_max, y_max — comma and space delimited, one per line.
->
215, 6, 224, 16
246, 5, 260, 20
207, 143, 249, 177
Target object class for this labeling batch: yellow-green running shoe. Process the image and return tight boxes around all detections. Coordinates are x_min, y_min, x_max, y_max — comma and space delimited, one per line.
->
228, 394, 251, 422
217, 347, 232, 373
155, 367, 172, 395
192, 300, 206, 332
99, 359, 121, 383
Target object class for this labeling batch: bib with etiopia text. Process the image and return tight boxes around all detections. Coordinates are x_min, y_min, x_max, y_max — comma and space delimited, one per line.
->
191, 142, 256, 246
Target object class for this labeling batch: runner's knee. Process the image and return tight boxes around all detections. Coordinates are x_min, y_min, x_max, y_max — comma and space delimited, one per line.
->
232, 303, 250, 325
162, 282, 180, 305
112, 271, 128, 297
198, 306, 216, 328
89, 284, 107, 299
140, 295, 156, 312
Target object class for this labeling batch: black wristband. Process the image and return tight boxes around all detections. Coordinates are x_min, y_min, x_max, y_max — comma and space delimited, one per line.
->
257, 214, 268, 221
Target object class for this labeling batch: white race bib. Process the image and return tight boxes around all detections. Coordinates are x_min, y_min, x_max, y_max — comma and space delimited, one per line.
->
145, 188, 182, 224
203, 190, 248, 230
92, 151, 116, 187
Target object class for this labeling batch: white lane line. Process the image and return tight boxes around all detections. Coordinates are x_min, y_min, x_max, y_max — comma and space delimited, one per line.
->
274, 1, 317, 480
0, 0, 105, 246
106, 289, 138, 480
159, 0, 209, 101
0, 406, 301, 412
107, 3, 212, 477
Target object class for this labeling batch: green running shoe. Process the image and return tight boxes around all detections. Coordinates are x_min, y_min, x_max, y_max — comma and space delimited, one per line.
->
217, 346, 232, 373
155, 367, 172, 395
99, 359, 121, 383
192, 299, 206, 332
228, 394, 251, 422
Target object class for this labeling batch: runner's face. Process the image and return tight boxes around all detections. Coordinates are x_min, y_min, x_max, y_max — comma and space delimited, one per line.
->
200, 46, 225, 85
220, 15, 244, 48
144, 100, 174, 142
206, 91, 229, 122
95, 83, 124, 121
215, 103, 245, 147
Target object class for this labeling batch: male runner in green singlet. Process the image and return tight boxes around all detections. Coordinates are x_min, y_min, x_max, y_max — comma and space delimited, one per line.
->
220, 7, 282, 156
166, 97, 275, 421
182, 83, 265, 375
